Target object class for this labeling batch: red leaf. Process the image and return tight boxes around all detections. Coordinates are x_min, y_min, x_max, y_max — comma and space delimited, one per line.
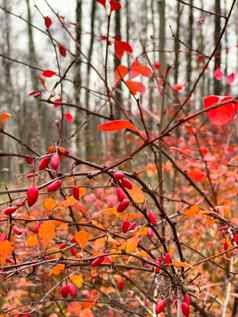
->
203, 95, 236, 126
188, 168, 205, 182
130, 59, 152, 78
125, 80, 145, 95
226, 72, 236, 85
41, 70, 56, 78
214, 68, 223, 80
114, 39, 133, 60
97, 119, 136, 132
44, 16, 52, 29
110, 0, 121, 11
58, 44, 67, 57
96, 0, 106, 7
115, 65, 128, 84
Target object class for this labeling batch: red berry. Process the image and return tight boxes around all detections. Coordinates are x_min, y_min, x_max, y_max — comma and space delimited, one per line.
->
67, 282, 78, 297
122, 220, 130, 233
27, 186, 39, 207
121, 178, 133, 189
16, 200, 25, 207
183, 294, 191, 305
114, 171, 125, 181
32, 223, 41, 233
182, 302, 190, 317
155, 299, 166, 314
116, 187, 126, 201
148, 211, 157, 225
13, 226, 24, 236
164, 253, 171, 265
25, 156, 34, 165
47, 179, 62, 192
50, 153, 60, 171
70, 247, 77, 256
117, 199, 129, 213
58, 243, 67, 249
58, 43, 67, 57
60, 285, 69, 298
38, 156, 50, 170
3, 206, 17, 216
72, 186, 80, 200
44, 16, 52, 29
117, 279, 125, 290
91, 256, 105, 266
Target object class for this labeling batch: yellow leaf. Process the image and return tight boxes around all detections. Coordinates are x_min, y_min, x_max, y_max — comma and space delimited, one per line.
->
39, 221, 56, 248
0, 240, 13, 264
70, 274, 84, 288
43, 198, 57, 210
0, 112, 11, 123
184, 205, 200, 217
62, 195, 77, 207
125, 236, 139, 253
26, 234, 38, 247
127, 184, 145, 204
49, 263, 65, 276
75, 230, 91, 249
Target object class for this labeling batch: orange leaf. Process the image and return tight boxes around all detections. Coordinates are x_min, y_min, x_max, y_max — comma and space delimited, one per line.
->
75, 230, 91, 249
62, 195, 77, 207
80, 308, 94, 317
43, 198, 57, 210
125, 80, 145, 95
26, 234, 38, 247
97, 120, 137, 132
125, 236, 139, 253
0, 240, 13, 264
49, 263, 65, 276
39, 221, 56, 248
184, 205, 200, 217
0, 112, 11, 123
127, 184, 145, 204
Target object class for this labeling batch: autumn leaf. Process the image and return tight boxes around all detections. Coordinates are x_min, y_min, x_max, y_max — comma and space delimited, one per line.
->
80, 309, 94, 317
125, 236, 139, 253
97, 119, 137, 132
114, 39, 133, 60
62, 195, 77, 207
0, 240, 13, 264
203, 95, 236, 126
127, 183, 145, 204
184, 205, 200, 217
39, 221, 56, 248
125, 80, 145, 95
75, 230, 91, 249
70, 274, 84, 288
26, 234, 38, 247
187, 168, 205, 182
43, 197, 57, 210
49, 264, 65, 276
130, 59, 152, 78
115, 64, 128, 83
0, 112, 11, 123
